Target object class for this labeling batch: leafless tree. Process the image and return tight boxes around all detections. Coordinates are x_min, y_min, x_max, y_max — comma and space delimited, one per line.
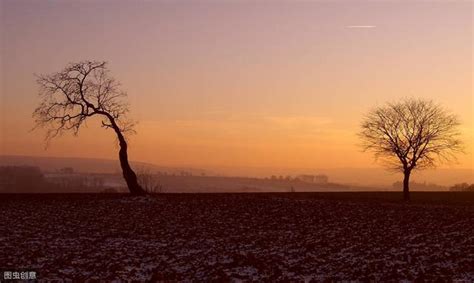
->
359, 98, 463, 200
33, 60, 145, 195
137, 167, 163, 194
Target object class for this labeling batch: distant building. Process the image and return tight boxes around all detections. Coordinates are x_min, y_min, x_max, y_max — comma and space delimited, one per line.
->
59, 167, 74, 174
298, 175, 314, 183
297, 174, 329, 184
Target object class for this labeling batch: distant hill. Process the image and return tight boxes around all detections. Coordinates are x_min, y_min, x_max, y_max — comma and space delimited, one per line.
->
1, 155, 471, 188
319, 168, 474, 188
200, 166, 474, 188
0, 155, 210, 175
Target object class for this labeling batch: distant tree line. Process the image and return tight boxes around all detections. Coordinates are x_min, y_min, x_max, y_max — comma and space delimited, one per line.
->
449, 183, 474, 192
0, 166, 48, 193
0, 166, 113, 193
392, 181, 446, 191
268, 174, 329, 184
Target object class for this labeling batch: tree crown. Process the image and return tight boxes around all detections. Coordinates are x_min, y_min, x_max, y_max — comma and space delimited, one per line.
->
359, 98, 463, 172
33, 61, 135, 143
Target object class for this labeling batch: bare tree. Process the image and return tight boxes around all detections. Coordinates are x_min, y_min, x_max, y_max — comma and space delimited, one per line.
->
33, 60, 145, 195
359, 98, 463, 200
137, 167, 163, 194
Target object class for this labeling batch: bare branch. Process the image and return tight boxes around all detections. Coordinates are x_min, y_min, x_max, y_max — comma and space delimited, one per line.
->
359, 98, 463, 173
33, 60, 135, 145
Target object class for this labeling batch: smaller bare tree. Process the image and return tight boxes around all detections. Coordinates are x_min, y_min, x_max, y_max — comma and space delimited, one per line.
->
137, 167, 163, 194
359, 98, 463, 201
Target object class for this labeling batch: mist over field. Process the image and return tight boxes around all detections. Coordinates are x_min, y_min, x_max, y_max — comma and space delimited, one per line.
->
1, 155, 473, 194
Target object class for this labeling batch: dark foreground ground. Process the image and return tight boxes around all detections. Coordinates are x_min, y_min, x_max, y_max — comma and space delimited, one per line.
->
0, 192, 473, 282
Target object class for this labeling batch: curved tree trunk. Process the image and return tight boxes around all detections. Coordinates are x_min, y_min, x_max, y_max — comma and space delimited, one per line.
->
403, 169, 411, 201
117, 136, 146, 195
109, 120, 145, 195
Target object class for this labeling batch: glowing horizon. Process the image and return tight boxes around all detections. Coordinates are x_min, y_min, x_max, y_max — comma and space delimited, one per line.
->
1, 1, 472, 174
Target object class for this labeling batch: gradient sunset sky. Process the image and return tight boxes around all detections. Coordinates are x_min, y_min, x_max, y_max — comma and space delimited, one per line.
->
1, 0, 472, 174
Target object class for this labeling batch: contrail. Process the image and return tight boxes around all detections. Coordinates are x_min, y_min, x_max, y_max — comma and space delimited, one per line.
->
346, 25, 376, 28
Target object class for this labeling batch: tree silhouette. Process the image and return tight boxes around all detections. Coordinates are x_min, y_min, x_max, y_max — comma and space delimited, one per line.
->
33, 61, 145, 195
359, 98, 463, 200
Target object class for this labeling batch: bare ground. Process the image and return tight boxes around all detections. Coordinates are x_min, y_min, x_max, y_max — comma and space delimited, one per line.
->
0, 192, 473, 282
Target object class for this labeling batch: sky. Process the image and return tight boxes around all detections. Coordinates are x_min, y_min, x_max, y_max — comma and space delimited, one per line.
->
1, 0, 473, 176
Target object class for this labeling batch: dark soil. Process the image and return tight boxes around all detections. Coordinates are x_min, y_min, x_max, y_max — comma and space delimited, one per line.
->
0, 192, 473, 281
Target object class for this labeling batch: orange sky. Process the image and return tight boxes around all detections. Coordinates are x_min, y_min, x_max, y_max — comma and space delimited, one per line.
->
1, 1, 472, 173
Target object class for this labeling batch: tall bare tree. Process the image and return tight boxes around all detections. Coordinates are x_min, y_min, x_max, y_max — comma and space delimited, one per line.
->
33, 61, 145, 195
359, 98, 463, 200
